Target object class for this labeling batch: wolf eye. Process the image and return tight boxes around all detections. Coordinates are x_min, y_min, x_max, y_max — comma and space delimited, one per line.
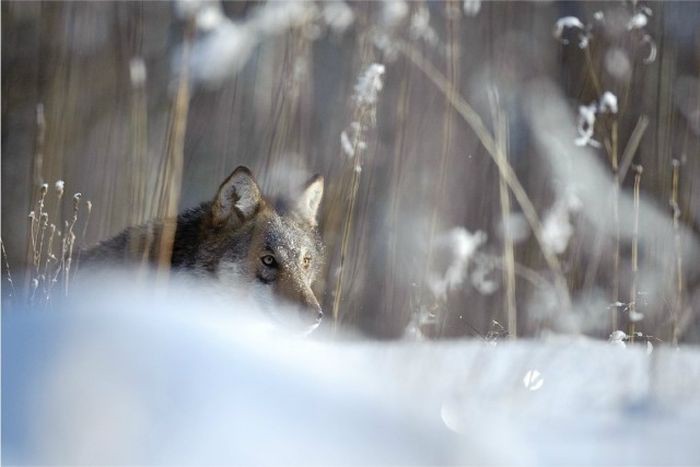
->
261, 255, 277, 268
302, 257, 311, 269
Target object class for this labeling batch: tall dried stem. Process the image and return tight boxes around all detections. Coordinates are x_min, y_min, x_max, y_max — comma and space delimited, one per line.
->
629, 165, 643, 342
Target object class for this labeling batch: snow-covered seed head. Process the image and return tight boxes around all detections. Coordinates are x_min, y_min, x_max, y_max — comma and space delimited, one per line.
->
40, 183, 48, 196
55, 180, 65, 197
574, 103, 599, 147
627, 12, 648, 30
354, 63, 385, 107
598, 91, 618, 114
553, 16, 589, 49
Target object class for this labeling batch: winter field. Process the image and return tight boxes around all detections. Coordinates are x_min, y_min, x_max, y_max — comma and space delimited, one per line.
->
4, 276, 700, 465
2, 1, 700, 464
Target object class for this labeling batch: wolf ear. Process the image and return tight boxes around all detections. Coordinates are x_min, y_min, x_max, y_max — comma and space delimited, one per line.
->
212, 166, 262, 227
296, 174, 324, 226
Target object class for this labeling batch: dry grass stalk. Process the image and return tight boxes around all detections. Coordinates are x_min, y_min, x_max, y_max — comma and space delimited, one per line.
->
25, 105, 47, 292
1, 239, 16, 298
670, 159, 683, 345
397, 41, 571, 310
154, 21, 194, 284
607, 115, 620, 333
63, 193, 82, 296
129, 58, 150, 225
629, 165, 643, 342
489, 89, 517, 339
331, 105, 372, 325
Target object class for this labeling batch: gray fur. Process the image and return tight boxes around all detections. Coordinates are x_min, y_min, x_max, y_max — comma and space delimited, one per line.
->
82, 167, 325, 323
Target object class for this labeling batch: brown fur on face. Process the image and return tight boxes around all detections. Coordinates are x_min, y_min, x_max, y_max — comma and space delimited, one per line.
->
83, 167, 325, 325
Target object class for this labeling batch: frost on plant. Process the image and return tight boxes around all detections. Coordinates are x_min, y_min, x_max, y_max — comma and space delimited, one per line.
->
427, 227, 487, 300
553, 16, 589, 49
627, 12, 648, 30
574, 102, 599, 147
471, 258, 498, 295
609, 330, 627, 348
340, 131, 355, 158
55, 180, 65, 197
353, 63, 386, 108
598, 91, 618, 114
174, 1, 317, 88
641, 34, 657, 64
541, 192, 581, 255
573, 92, 617, 147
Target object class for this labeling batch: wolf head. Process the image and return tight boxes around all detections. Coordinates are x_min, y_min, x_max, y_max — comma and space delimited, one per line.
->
197, 166, 325, 328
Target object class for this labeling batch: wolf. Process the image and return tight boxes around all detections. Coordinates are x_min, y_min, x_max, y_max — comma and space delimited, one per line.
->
83, 166, 325, 327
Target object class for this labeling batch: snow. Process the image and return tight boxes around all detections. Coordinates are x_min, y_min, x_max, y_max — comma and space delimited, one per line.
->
574, 102, 599, 147
463, 0, 481, 17
129, 57, 146, 85
427, 227, 486, 299
353, 63, 385, 107
322, 1, 354, 34
598, 91, 618, 114
4, 277, 700, 465
553, 16, 589, 49
54, 180, 65, 196
628, 12, 648, 30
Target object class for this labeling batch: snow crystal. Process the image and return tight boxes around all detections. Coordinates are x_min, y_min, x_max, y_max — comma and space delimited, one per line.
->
354, 63, 385, 107
598, 91, 618, 114
593, 11, 604, 22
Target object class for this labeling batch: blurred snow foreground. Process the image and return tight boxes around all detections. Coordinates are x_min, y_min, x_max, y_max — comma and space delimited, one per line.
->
4, 275, 700, 465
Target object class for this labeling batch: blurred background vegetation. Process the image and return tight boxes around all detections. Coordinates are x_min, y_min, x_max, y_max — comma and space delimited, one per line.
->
2, 1, 699, 342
